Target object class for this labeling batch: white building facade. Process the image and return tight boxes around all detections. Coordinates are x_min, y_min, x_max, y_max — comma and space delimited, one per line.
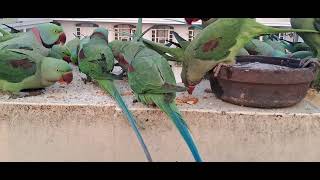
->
0, 18, 303, 42
53, 18, 302, 43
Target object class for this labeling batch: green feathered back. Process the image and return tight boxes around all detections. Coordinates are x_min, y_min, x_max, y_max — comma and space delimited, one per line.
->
125, 42, 184, 96
0, 49, 37, 83
0, 31, 49, 56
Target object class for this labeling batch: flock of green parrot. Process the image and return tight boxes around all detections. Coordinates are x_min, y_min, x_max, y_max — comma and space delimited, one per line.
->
1, 18, 320, 162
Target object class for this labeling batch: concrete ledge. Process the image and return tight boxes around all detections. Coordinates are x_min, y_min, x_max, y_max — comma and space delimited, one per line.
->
1, 66, 320, 162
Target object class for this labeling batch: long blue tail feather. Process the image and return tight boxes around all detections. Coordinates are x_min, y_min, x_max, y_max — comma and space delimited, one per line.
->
97, 79, 153, 162
152, 97, 202, 162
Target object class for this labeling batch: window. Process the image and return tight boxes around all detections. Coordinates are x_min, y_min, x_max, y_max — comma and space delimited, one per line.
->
151, 25, 174, 44
75, 23, 99, 39
114, 24, 136, 41
76, 27, 81, 38
188, 27, 200, 41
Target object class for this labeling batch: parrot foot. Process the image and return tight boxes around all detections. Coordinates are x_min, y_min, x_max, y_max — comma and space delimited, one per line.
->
81, 76, 93, 84
300, 58, 320, 68
213, 63, 232, 77
116, 70, 127, 79
132, 99, 138, 103
9, 89, 45, 99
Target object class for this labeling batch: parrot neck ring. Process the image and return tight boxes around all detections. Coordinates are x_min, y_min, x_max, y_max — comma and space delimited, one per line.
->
31, 28, 66, 48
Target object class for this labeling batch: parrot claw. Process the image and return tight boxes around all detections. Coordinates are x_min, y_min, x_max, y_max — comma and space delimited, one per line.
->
119, 70, 127, 78
9, 89, 45, 99
81, 76, 93, 84
299, 58, 320, 68
9, 93, 27, 99
132, 99, 138, 103
112, 73, 125, 80
81, 78, 88, 84
213, 63, 232, 77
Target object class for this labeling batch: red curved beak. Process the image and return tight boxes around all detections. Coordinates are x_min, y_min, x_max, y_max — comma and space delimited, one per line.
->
63, 56, 72, 63
187, 85, 196, 94
58, 72, 73, 84
185, 18, 201, 25
58, 33, 66, 45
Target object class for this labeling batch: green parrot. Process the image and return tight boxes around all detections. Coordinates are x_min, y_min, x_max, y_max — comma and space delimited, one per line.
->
279, 40, 295, 53
48, 45, 72, 63
172, 26, 250, 58
291, 18, 320, 90
77, 27, 152, 162
109, 18, 203, 162
262, 36, 287, 53
244, 39, 286, 57
291, 18, 320, 57
0, 48, 73, 97
280, 40, 311, 53
142, 18, 320, 94
0, 23, 66, 56
292, 42, 312, 52
285, 51, 314, 59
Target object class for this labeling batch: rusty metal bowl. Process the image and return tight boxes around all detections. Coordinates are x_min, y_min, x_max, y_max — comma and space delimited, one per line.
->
209, 55, 319, 108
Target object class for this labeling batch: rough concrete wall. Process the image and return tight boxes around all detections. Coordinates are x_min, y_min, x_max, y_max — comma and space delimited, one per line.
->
0, 67, 320, 162
1, 103, 320, 162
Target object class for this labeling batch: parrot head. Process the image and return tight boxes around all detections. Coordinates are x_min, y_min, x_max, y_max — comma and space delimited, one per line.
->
34, 23, 66, 48
49, 45, 72, 63
180, 62, 205, 95
90, 28, 109, 42
41, 58, 73, 85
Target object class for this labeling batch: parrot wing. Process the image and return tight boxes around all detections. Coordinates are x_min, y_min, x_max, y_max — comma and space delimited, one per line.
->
191, 19, 240, 60
0, 49, 37, 83
129, 52, 186, 94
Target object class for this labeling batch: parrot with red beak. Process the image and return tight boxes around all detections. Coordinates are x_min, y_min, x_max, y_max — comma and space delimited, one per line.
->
109, 18, 203, 162
143, 18, 320, 94
0, 23, 66, 56
0, 48, 73, 98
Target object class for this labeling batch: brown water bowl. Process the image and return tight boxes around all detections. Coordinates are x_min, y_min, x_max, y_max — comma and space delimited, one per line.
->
209, 55, 319, 108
